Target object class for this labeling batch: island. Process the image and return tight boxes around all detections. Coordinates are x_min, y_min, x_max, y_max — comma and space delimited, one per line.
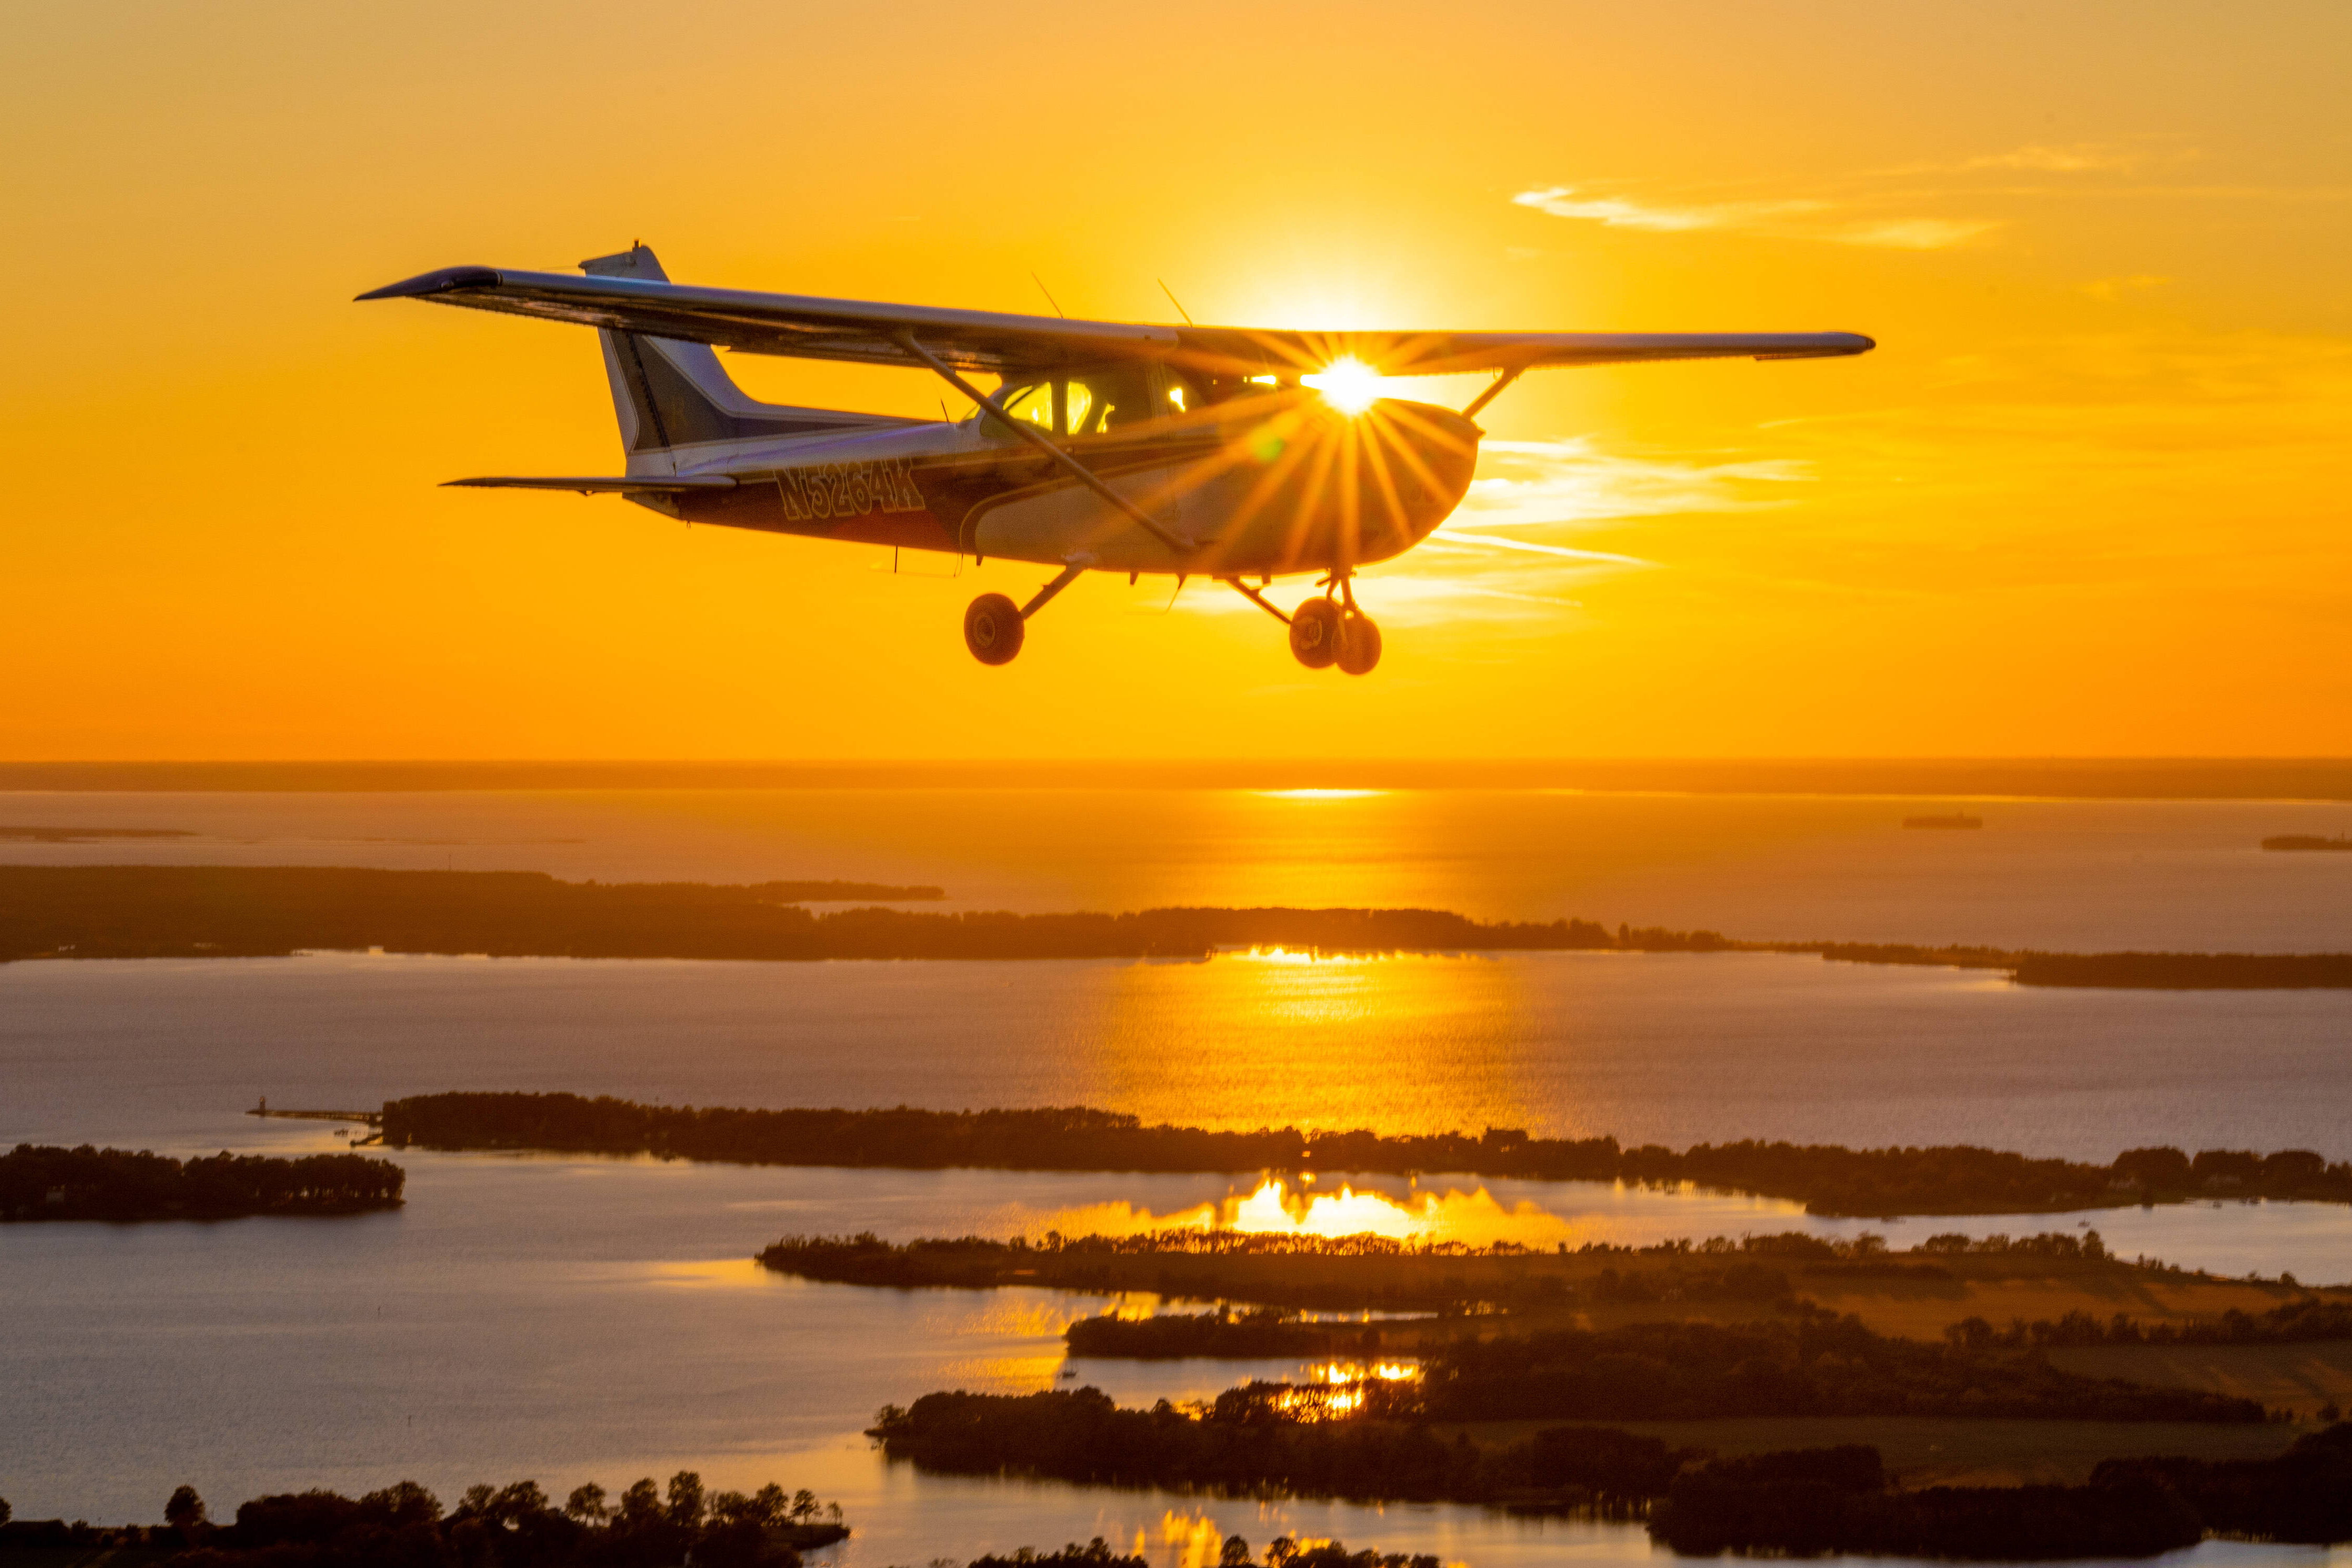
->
2264, 834, 2352, 852
380, 1091, 2352, 1215
1, 1145, 405, 1222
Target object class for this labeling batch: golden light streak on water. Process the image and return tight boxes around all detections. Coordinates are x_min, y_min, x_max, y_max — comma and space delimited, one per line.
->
1046, 1177, 1612, 1249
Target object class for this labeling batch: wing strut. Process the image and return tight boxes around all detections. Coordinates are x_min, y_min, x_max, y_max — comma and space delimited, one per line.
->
1220, 577, 1292, 625
893, 330, 1197, 557
1461, 368, 1524, 421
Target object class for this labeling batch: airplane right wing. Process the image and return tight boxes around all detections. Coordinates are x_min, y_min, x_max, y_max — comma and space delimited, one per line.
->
361, 259, 1869, 378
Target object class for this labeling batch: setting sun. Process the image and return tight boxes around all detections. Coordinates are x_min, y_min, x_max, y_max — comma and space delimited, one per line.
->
1303, 357, 1384, 416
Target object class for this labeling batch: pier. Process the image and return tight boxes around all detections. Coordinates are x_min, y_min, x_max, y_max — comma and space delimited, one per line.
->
247, 1098, 384, 1143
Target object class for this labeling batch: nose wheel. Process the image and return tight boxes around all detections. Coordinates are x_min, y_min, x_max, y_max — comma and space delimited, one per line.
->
1285, 578, 1381, 675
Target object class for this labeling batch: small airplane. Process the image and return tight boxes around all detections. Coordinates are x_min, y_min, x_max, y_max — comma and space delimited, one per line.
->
361, 245, 1871, 671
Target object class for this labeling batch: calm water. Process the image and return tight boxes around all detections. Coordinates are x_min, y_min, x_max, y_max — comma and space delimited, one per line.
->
5, 788, 2351, 1563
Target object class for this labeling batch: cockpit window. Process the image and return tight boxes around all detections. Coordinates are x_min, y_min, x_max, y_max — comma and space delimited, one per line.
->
998, 380, 1052, 430
972, 367, 1174, 439
1063, 366, 1154, 435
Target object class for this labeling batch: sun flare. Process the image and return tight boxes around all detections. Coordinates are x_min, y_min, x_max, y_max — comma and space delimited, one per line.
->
1304, 357, 1383, 416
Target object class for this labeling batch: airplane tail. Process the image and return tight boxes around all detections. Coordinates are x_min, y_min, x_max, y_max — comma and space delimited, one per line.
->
579, 244, 889, 468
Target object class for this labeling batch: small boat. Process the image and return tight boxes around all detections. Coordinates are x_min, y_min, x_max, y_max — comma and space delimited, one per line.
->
1903, 813, 1983, 830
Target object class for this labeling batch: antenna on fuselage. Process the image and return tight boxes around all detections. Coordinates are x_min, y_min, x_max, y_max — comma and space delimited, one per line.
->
1029, 272, 1067, 318
1158, 279, 1194, 326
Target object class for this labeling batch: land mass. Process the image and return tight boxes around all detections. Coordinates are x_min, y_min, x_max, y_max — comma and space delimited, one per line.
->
1, 1144, 405, 1222
6, 865, 2351, 989
0, 1471, 845, 1568
384, 1091, 2352, 1215
867, 1390, 2349, 1555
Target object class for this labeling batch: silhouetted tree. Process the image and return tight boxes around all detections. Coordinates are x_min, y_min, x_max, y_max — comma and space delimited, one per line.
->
166, 1485, 207, 1533
665, 1472, 705, 1529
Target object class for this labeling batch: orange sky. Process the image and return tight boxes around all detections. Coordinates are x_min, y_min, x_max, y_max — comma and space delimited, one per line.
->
5, 1, 2347, 759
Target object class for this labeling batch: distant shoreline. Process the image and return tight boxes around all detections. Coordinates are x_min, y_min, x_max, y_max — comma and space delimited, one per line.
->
5, 865, 2350, 989
5, 757, 2352, 800
383, 1091, 2352, 1216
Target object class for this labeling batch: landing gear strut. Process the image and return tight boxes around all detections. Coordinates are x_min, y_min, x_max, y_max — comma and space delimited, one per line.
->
963, 558, 1091, 665
1224, 574, 1382, 675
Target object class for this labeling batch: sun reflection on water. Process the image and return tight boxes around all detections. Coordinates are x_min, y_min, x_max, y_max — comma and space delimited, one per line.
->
1048, 1175, 1600, 1249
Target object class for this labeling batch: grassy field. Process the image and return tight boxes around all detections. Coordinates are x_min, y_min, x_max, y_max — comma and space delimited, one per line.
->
1435, 1415, 2308, 1488
2049, 1339, 2352, 1419
1191, 1255, 2345, 1353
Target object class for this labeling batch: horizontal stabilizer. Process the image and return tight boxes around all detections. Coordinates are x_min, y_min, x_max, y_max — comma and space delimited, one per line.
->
443, 475, 740, 494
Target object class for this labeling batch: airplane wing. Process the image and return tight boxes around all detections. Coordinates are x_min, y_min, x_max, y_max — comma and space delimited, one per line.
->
360, 264, 1869, 376
443, 475, 740, 493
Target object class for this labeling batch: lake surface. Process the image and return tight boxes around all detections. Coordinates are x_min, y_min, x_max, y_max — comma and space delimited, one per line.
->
5, 786, 2350, 1563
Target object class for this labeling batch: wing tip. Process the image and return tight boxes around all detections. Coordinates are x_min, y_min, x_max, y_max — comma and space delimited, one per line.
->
356, 265, 502, 303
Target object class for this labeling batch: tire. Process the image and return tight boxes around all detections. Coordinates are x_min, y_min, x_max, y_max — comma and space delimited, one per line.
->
1289, 597, 1341, 669
964, 593, 1025, 665
1335, 611, 1383, 676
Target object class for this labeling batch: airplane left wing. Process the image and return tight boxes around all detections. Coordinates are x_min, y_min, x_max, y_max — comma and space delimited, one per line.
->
361, 262, 1869, 376
360, 266, 1173, 373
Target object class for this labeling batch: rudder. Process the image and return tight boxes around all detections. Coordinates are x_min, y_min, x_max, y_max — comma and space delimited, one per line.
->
580, 244, 887, 466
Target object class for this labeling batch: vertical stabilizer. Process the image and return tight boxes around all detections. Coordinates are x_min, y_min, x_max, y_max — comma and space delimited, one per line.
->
578, 244, 887, 471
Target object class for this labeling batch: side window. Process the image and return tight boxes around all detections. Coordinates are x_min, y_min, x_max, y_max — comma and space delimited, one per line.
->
1065, 367, 1153, 435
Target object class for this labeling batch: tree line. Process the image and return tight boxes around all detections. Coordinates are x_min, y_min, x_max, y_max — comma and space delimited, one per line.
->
0, 1473, 844, 1568
1, 1144, 405, 1222
1945, 1294, 2352, 1350
389, 1091, 2352, 1214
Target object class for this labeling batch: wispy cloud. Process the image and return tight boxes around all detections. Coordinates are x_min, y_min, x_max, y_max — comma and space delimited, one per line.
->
1453, 438, 1811, 530
1511, 143, 2159, 251
1953, 143, 2136, 173
1509, 187, 1825, 234
1511, 186, 1994, 250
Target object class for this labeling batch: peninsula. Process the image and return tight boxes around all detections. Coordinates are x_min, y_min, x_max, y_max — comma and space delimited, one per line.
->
383, 1091, 2352, 1215
6, 864, 2352, 989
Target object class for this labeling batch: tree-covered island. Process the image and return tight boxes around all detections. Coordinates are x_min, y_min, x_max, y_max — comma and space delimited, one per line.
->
383, 1091, 2352, 1215
7, 865, 2352, 989
2, 1145, 404, 1222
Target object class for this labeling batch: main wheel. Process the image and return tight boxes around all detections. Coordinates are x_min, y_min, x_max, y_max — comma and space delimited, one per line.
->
1289, 597, 1341, 668
964, 593, 1025, 665
1335, 611, 1383, 676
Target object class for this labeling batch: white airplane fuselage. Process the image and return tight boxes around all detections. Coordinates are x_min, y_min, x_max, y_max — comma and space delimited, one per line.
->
632, 390, 1480, 578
